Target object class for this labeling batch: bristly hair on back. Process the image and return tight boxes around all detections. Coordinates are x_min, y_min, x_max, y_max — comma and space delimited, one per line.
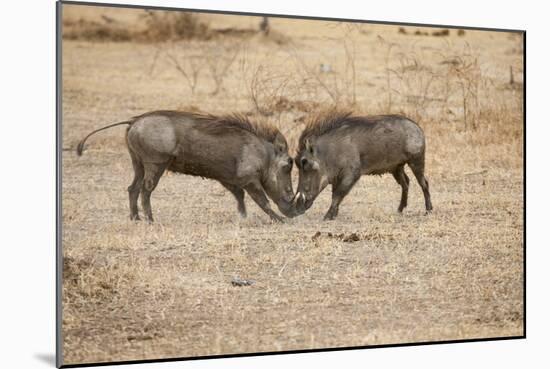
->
134, 110, 281, 143
297, 109, 354, 153
202, 113, 281, 143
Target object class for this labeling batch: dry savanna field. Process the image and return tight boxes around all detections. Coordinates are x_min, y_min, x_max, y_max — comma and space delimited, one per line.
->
60, 4, 524, 365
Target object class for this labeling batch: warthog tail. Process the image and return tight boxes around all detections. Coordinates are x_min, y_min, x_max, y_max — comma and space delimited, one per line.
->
76, 121, 133, 156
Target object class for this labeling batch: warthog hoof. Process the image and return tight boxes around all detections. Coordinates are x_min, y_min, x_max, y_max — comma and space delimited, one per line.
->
268, 213, 285, 223
323, 213, 337, 221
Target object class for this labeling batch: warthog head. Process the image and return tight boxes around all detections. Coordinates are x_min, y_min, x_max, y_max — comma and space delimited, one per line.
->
294, 138, 329, 214
263, 132, 297, 218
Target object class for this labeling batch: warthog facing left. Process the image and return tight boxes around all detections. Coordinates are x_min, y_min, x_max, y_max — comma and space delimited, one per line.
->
294, 111, 433, 220
77, 111, 296, 222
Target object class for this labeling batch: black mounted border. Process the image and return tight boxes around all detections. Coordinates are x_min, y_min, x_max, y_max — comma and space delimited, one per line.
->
56, 1, 526, 367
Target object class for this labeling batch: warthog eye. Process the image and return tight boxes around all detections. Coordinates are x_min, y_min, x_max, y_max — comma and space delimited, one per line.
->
301, 157, 316, 171
281, 158, 292, 172
285, 158, 293, 171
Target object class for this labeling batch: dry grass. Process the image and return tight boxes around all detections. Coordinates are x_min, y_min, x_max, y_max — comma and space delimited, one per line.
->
61, 5, 524, 366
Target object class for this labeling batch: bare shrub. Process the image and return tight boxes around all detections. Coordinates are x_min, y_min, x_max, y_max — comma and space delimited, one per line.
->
235, 26, 361, 119
204, 40, 242, 95
247, 65, 292, 116
259, 25, 361, 111
239, 56, 319, 118
444, 51, 483, 130
63, 10, 210, 42
140, 10, 211, 42
63, 18, 132, 41
342, 37, 358, 106
378, 36, 398, 112
376, 37, 518, 132
164, 46, 205, 95
385, 52, 439, 123
159, 39, 243, 96
287, 44, 358, 109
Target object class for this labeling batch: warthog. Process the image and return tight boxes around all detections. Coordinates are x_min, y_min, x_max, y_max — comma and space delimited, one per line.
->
76, 111, 296, 222
294, 111, 433, 220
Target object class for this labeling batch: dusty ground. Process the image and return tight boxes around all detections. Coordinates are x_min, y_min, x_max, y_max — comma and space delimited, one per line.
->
61, 4, 524, 365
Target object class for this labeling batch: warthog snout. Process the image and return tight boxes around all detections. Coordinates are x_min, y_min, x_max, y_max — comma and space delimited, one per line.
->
276, 196, 299, 218
292, 191, 313, 216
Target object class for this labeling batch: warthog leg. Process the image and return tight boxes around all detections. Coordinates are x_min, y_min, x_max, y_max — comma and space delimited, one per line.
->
392, 164, 410, 213
128, 152, 144, 221
324, 168, 360, 221
408, 158, 433, 213
220, 182, 247, 218
141, 162, 168, 222
243, 181, 284, 222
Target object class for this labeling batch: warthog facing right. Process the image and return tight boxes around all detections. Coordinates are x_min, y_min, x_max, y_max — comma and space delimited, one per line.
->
294, 111, 433, 220
77, 111, 296, 222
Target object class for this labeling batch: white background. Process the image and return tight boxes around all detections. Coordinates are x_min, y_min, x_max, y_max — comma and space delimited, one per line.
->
0, 0, 546, 368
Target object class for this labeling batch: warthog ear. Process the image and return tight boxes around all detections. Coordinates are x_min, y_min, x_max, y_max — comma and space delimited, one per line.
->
305, 138, 315, 155
274, 132, 288, 153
